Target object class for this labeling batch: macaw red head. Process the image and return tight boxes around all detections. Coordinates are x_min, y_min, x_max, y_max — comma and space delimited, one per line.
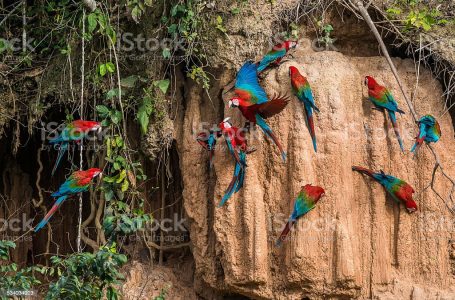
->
401, 184, 417, 213
228, 97, 241, 108
73, 120, 102, 132
302, 184, 325, 203
86, 168, 102, 179
284, 40, 298, 50
219, 117, 232, 131
289, 66, 300, 77
364, 76, 378, 89
405, 200, 418, 213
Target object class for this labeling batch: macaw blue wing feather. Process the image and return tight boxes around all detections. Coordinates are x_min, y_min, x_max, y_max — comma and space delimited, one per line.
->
235, 61, 268, 104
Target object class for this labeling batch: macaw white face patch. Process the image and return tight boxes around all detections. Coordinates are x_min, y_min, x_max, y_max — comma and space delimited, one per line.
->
222, 117, 232, 129
230, 98, 240, 107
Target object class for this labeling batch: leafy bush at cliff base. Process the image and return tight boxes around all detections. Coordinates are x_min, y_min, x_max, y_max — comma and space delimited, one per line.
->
0, 240, 42, 300
45, 243, 127, 300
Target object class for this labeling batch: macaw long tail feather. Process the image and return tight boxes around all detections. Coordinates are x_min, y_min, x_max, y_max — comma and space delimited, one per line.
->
218, 159, 243, 207
275, 220, 296, 247
34, 196, 68, 232
410, 137, 424, 153
218, 177, 238, 207
235, 152, 246, 193
255, 114, 287, 162
305, 106, 317, 152
352, 166, 376, 179
411, 125, 426, 153
233, 149, 244, 167
225, 138, 245, 167
388, 111, 405, 152
51, 142, 69, 176
311, 103, 320, 113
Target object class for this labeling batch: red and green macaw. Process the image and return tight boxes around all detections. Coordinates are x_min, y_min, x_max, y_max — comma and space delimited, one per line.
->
276, 184, 325, 246
289, 66, 320, 152
410, 114, 441, 153
364, 76, 405, 152
257, 40, 297, 73
34, 168, 102, 232
196, 129, 218, 169
352, 166, 417, 213
50, 120, 101, 175
218, 118, 252, 207
228, 61, 289, 161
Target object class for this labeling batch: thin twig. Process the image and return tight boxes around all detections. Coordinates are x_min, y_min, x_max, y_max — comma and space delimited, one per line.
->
0, 0, 23, 28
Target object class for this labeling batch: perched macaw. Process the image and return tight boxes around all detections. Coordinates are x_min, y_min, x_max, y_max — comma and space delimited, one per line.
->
228, 61, 289, 161
257, 40, 297, 73
289, 66, 320, 152
352, 166, 417, 213
276, 184, 325, 246
364, 76, 405, 152
34, 168, 102, 232
219, 117, 253, 165
196, 129, 218, 169
410, 114, 441, 153
218, 118, 254, 207
50, 120, 101, 175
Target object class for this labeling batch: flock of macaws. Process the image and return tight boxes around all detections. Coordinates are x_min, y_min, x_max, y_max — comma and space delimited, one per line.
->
33, 39, 442, 246
34, 120, 102, 232
197, 39, 442, 246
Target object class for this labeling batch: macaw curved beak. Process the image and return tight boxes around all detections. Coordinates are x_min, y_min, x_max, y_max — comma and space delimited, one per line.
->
364, 77, 368, 86
228, 100, 233, 108
406, 207, 417, 213
91, 124, 102, 132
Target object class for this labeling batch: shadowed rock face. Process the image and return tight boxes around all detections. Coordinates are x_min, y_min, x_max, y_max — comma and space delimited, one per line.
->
174, 38, 455, 299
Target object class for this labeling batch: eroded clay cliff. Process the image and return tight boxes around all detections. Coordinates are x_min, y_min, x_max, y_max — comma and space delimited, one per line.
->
174, 38, 455, 299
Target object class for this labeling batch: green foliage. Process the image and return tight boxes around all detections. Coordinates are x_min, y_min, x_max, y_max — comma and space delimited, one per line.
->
137, 95, 155, 134
188, 66, 210, 90
166, 2, 200, 42
96, 102, 151, 238
153, 285, 170, 300
163, 1, 212, 89
283, 23, 299, 40
126, 0, 154, 23
386, 1, 448, 31
137, 79, 170, 134
215, 15, 227, 33
45, 244, 127, 300
98, 62, 116, 77
316, 21, 335, 49
85, 9, 117, 44
96, 105, 123, 126
0, 241, 42, 300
